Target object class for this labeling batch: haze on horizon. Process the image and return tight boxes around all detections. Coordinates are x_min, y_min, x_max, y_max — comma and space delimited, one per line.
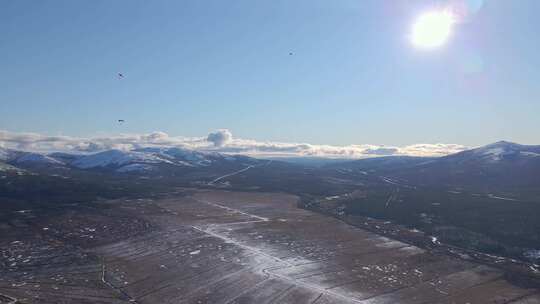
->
1, 0, 539, 148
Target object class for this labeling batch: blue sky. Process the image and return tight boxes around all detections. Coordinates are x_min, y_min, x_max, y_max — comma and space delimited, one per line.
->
1, 0, 539, 147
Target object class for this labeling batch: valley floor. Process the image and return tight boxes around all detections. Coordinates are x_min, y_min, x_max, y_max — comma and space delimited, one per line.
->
1, 190, 539, 303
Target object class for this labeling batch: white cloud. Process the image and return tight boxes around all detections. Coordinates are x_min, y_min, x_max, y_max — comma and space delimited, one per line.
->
398, 143, 467, 157
0, 129, 467, 158
207, 129, 233, 147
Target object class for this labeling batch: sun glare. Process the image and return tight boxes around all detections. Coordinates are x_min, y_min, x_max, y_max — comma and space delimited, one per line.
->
411, 10, 455, 49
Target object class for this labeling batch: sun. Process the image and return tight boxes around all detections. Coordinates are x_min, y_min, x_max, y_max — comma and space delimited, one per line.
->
411, 10, 456, 49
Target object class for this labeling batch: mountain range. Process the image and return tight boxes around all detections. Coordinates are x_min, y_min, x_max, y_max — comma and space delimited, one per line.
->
330, 141, 540, 192
2, 140, 540, 192
0, 146, 261, 174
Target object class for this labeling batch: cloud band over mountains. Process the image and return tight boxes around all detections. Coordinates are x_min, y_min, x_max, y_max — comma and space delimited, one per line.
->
0, 129, 467, 158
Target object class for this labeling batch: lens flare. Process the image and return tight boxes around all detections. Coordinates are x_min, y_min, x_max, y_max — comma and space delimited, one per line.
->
411, 10, 456, 49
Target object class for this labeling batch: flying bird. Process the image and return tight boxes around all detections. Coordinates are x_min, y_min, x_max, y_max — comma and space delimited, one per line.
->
118, 73, 124, 78
118, 119, 125, 123
289, 52, 293, 56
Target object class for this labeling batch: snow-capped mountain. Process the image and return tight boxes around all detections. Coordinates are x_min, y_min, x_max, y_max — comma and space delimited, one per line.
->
15, 152, 65, 165
71, 149, 174, 169
133, 147, 213, 167
3, 141, 539, 185
69, 147, 257, 172
1, 146, 261, 174
455, 141, 540, 163
328, 141, 540, 192
387, 141, 540, 190
0, 148, 64, 167
0, 148, 26, 173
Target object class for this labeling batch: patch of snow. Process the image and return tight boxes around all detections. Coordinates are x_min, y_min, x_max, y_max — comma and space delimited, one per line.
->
487, 194, 517, 201
72, 147, 226, 169
475, 146, 508, 162
0, 162, 22, 172
482, 147, 504, 156
136, 147, 206, 165
471, 141, 540, 162
325, 195, 341, 200
72, 149, 170, 169
0, 148, 9, 161
520, 151, 540, 157
524, 250, 540, 260
16, 153, 64, 165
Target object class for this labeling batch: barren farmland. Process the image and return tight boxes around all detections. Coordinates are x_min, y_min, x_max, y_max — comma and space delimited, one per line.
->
1, 190, 539, 303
